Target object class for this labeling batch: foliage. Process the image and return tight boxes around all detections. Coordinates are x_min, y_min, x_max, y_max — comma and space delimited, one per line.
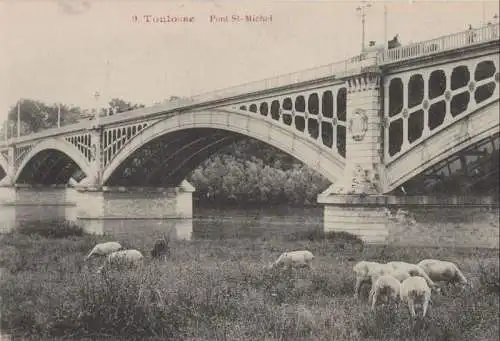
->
0, 222, 498, 341
108, 98, 145, 114
187, 148, 330, 206
6, 99, 82, 134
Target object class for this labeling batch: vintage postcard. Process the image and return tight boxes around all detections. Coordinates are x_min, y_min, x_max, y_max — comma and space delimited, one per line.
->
0, 0, 498, 340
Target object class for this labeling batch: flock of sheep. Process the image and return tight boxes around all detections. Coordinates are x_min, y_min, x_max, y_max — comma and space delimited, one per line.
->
354, 259, 469, 318
85, 241, 470, 319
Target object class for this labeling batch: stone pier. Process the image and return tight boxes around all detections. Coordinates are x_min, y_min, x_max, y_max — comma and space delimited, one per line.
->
318, 191, 499, 248
66, 180, 195, 238
0, 180, 195, 240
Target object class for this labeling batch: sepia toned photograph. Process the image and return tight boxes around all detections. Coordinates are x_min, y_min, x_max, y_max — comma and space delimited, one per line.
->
0, 0, 498, 340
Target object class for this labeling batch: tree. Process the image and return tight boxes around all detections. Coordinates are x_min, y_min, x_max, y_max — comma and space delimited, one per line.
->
6, 99, 82, 136
107, 98, 145, 114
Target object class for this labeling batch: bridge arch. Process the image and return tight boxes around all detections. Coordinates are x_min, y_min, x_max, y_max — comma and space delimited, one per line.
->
14, 138, 93, 184
387, 100, 500, 192
102, 108, 345, 185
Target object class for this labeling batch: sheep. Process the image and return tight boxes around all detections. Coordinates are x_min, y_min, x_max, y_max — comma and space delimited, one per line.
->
417, 259, 470, 289
400, 276, 432, 318
151, 236, 170, 259
97, 249, 144, 274
269, 250, 314, 270
353, 261, 394, 298
386, 261, 439, 292
85, 241, 122, 260
369, 274, 402, 311
108, 249, 144, 262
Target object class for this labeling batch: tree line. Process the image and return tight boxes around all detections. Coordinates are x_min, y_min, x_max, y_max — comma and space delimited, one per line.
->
1, 98, 329, 206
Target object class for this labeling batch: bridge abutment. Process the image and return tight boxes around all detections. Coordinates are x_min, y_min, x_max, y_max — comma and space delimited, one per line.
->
318, 192, 499, 248
0, 181, 195, 239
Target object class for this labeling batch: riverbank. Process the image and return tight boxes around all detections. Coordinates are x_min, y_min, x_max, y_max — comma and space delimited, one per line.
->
0, 222, 498, 341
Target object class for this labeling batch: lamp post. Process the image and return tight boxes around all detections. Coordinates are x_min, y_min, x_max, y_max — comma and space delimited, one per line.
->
93, 90, 101, 126
356, 0, 372, 53
9, 122, 14, 142
17, 102, 20, 138
384, 4, 388, 49
57, 103, 61, 128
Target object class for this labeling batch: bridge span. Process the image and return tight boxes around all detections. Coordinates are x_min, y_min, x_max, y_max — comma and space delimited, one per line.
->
0, 24, 498, 246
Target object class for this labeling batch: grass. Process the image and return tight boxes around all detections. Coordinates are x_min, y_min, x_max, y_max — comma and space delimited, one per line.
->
0, 221, 498, 341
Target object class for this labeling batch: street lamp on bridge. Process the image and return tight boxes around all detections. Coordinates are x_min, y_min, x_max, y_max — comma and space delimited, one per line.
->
356, 0, 372, 53
93, 90, 101, 126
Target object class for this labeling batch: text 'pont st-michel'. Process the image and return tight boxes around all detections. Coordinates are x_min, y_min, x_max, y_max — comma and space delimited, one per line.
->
209, 14, 273, 24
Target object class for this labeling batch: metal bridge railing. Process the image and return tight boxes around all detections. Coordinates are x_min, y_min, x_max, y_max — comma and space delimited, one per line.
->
186, 54, 372, 104
378, 23, 499, 64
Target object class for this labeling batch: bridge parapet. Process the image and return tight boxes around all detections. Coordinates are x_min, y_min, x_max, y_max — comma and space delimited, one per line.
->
379, 23, 499, 64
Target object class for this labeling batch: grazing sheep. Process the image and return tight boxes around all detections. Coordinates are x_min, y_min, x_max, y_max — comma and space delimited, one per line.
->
353, 261, 393, 298
97, 249, 144, 274
85, 241, 122, 260
151, 237, 170, 259
386, 261, 439, 292
417, 259, 470, 288
369, 274, 402, 311
108, 249, 144, 262
400, 276, 432, 318
269, 250, 314, 269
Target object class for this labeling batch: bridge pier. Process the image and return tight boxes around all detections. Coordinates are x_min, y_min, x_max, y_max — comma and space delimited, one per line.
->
66, 180, 195, 238
0, 185, 73, 233
0, 181, 195, 240
318, 191, 499, 248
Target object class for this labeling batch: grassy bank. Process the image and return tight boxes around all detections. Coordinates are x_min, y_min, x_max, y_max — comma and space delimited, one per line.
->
0, 221, 499, 341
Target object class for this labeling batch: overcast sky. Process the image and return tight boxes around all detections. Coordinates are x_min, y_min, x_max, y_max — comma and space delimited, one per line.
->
0, 0, 498, 121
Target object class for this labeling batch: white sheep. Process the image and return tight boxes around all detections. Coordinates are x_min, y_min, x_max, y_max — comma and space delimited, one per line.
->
400, 276, 432, 318
353, 261, 393, 298
369, 274, 402, 311
269, 250, 314, 269
85, 241, 122, 260
97, 249, 144, 274
386, 261, 439, 292
417, 259, 470, 288
108, 249, 144, 262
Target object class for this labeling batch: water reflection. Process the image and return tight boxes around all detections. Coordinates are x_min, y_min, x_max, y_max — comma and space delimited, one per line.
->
82, 219, 193, 241
192, 206, 323, 240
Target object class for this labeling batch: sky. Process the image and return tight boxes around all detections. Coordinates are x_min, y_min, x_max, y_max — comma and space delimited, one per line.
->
0, 0, 498, 122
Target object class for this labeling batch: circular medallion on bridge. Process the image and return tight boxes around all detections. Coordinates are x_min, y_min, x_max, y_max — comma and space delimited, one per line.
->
332, 117, 338, 126
422, 100, 430, 110
291, 109, 296, 116
348, 109, 369, 142
402, 108, 409, 118
495, 72, 499, 83
468, 81, 476, 92
445, 90, 452, 101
